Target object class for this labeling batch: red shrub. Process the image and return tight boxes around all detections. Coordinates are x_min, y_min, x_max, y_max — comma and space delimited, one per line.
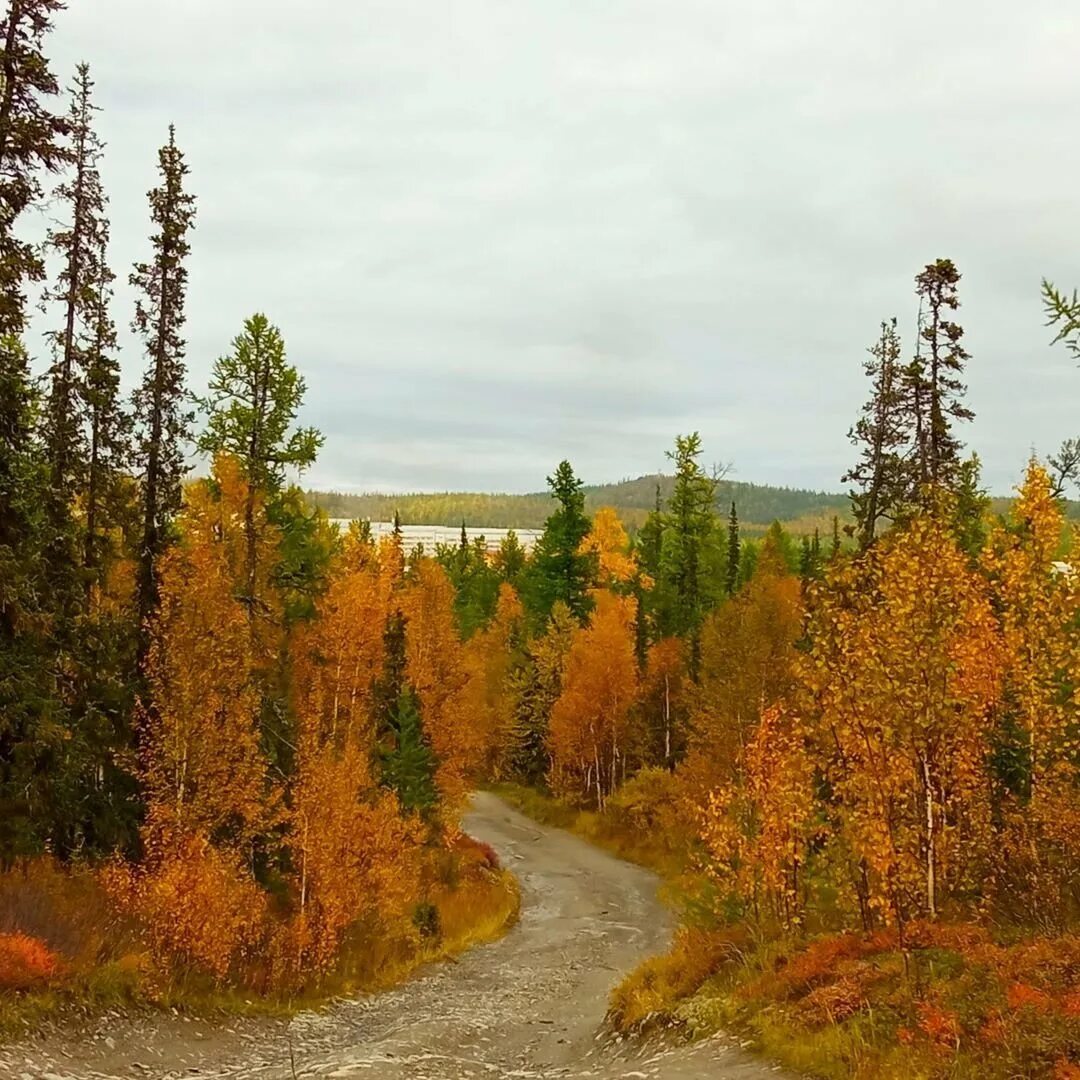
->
0, 932, 62, 991
917, 1001, 961, 1049
1007, 982, 1053, 1013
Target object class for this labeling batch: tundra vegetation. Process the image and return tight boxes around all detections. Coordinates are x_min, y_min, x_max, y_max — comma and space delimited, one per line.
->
0, 5, 1078, 1079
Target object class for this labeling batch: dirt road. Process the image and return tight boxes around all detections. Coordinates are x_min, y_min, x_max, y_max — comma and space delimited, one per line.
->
1, 792, 793, 1079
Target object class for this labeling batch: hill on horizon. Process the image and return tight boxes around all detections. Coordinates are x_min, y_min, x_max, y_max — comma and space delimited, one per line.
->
308, 473, 852, 538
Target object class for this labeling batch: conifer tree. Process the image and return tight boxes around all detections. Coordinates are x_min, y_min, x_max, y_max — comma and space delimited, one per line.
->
0, 0, 67, 860
493, 528, 526, 587
131, 126, 196, 658
843, 318, 907, 547
42, 64, 109, 504
0, 0, 68, 336
196, 313, 322, 616
726, 501, 740, 597
522, 460, 595, 626
903, 259, 973, 500
83, 235, 127, 583
662, 433, 719, 681
1042, 278, 1080, 363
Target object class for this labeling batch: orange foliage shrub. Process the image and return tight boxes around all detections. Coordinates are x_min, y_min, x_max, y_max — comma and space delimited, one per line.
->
0, 932, 62, 990
103, 831, 268, 983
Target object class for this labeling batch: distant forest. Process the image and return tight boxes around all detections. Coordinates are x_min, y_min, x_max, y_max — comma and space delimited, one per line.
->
307, 474, 852, 536
308, 474, 1080, 537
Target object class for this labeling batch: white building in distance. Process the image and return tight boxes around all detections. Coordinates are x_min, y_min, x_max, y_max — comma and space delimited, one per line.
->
329, 520, 542, 555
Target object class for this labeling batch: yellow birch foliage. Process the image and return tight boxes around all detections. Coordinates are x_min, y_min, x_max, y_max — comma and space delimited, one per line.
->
983, 462, 1075, 787
281, 742, 421, 980
290, 557, 389, 748
640, 636, 688, 767
699, 704, 817, 929
108, 458, 283, 980
580, 506, 644, 587
399, 558, 486, 812
681, 559, 802, 798
465, 583, 526, 773
804, 513, 1002, 927
982, 462, 1080, 922
140, 458, 281, 848
548, 590, 640, 808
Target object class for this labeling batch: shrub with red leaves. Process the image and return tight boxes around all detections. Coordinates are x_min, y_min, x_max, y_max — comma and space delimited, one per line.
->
0, 932, 62, 991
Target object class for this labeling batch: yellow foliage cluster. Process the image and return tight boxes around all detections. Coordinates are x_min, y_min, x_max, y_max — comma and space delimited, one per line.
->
107, 454, 511, 991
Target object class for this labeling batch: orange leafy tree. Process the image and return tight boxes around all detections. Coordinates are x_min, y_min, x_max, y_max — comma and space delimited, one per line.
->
548, 590, 640, 808
698, 704, 818, 929
399, 558, 487, 815
106, 457, 282, 981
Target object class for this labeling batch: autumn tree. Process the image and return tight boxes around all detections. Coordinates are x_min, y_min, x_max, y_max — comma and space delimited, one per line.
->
522, 460, 596, 626
131, 126, 196, 658
698, 704, 817, 929
681, 538, 803, 799
548, 591, 639, 809
844, 318, 907, 547
639, 637, 687, 770
399, 559, 486, 814
196, 313, 323, 617
140, 458, 281, 854
804, 513, 1001, 933
981, 462, 1078, 909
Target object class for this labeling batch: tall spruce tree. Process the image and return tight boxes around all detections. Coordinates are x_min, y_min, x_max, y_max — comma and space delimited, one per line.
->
662, 433, 719, 682
42, 64, 109, 505
131, 125, 195, 659
0, 0, 68, 336
843, 318, 908, 547
726, 501, 740, 597
522, 460, 595, 626
83, 235, 127, 584
904, 259, 974, 499
0, 0, 72, 860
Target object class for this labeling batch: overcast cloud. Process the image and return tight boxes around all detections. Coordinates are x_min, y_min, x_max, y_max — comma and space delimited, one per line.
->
38, 1, 1080, 494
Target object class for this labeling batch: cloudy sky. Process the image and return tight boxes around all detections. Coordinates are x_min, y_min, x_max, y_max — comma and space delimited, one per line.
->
40, 1, 1080, 494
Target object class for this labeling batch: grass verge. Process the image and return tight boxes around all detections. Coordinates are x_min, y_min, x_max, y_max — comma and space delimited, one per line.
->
0, 834, 520, 1042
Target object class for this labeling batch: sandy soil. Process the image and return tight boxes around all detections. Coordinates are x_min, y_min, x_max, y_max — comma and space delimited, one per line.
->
0, 791, 795, 1079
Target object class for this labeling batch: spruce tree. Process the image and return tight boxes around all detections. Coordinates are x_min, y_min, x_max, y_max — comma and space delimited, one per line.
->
494, 528, 526, 587
0, 0, 68, 336
131, 126, 195, 659
522, 460, 595, 626
843, 318, 908, 547
83, 234, 127, 584
904, 259, 973, 500
42, 64, 109, 504
726, 501, 740, 597
661, 433, 718, 681
0, 0, 67, 861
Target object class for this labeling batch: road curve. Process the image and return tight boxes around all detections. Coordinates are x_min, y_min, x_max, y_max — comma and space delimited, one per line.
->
2, 791, 794, 1079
